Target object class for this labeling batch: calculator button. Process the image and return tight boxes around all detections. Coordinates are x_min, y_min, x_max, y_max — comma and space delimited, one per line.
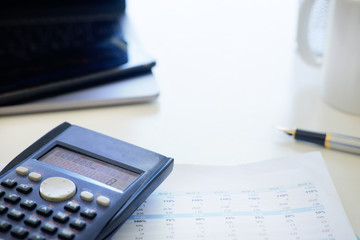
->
64, 201, 80, 213
41, 222, 58, 235
11, 226, 28, 239
8, 209, 25, 221
80, 208, 97, 219
28, 172, 42, 182
58, 229, 75, 240
28, 234, 46, 240
70, 218, 86, 230
24, 216, 42, 228
4, 194, 21, 204
97, 195, 110, 207
36, 206, 53, 217
16, 184, 33, 194
40, 177, 76, 202
0, 220, 11, 232
80, 191, 94, 201
1, 179, 17, 188
0, 189, 5, 198
16, 167, 29, 176
20, 199, 37, 210
53, 211, 70, 224
0, 204, 8, 215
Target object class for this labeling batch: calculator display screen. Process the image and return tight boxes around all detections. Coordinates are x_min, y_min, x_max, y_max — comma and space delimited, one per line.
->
38, 146, 139, 191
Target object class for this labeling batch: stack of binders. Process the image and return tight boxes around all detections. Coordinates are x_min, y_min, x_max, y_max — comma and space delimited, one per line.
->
0, 0, 158, 112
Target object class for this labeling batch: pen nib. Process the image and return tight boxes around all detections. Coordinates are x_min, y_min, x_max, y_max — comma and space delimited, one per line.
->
275, 126, 295, 136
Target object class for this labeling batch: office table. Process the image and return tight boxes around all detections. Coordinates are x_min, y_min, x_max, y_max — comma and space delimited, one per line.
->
0, 0, 359, 236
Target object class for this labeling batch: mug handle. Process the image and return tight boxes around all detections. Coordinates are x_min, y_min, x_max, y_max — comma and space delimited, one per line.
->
297, 0, 322, 66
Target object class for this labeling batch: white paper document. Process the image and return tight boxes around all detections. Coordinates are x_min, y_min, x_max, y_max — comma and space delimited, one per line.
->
113, 152, 356, 240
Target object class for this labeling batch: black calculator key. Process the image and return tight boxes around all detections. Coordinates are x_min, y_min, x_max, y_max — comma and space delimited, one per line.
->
58, 229, 75, 240
0, 204, 8, 215
1, 179, 17, 188
8, 209, 25, 221
36, 206, 53, 217
11, 227, 29, 239
70, 218, 86, 230
28, 234, 46, 240
41, 222, 58, 235
64, 201, 80, 213
24, 215, 42, 228
4, 193, 21, 204
0, 220, 11, 232
20, 199, 37, 210
80, 208, 97, 219
53, 211, 70, 223
0, 189, 5, 197
11, 226, 29, 239
16, 184, 33, 194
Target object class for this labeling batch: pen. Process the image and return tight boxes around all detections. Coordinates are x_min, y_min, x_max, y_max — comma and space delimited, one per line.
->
278, 127, 360, 155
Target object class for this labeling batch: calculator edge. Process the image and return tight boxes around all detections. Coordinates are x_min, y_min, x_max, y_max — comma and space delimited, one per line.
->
99, 156, 174, 239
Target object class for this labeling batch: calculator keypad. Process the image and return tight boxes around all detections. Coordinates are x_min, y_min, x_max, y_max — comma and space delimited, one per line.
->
0, 186, 91, 239
0, 165, 116, 240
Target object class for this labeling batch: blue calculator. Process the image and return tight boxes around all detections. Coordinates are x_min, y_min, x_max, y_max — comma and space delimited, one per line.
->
0, 122, 174, 240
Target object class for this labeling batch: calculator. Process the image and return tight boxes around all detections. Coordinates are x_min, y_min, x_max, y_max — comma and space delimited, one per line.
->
0, 122, 174, 240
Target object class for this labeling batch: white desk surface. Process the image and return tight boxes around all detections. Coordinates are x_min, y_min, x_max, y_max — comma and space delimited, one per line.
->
0, 0, 359, 236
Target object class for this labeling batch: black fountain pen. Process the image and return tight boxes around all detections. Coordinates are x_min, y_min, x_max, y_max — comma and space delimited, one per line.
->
278, 127, 360, 155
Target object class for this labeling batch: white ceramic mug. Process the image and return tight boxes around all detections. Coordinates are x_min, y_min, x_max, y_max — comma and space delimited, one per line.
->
298, 0, 360, 115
